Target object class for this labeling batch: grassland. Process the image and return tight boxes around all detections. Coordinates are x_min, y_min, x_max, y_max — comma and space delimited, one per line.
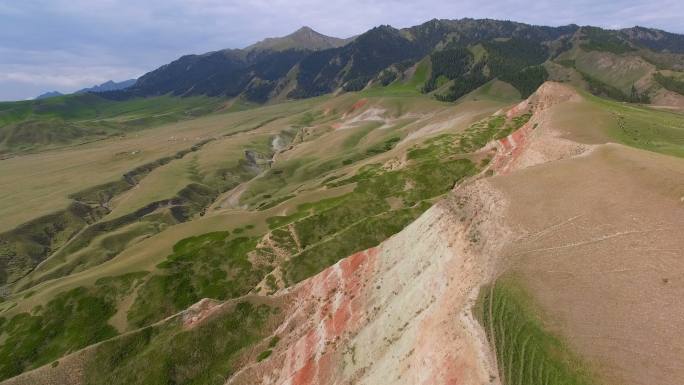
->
0, 94, 228, 155
0, 272, 148, 379
477, 277, 594, 385
0, 96, 323, 231
0, 96, 330, 291
551, 90, 684, 158
0, 82, 516, 382
84, 300, 277, 385
361, 57, 430, 97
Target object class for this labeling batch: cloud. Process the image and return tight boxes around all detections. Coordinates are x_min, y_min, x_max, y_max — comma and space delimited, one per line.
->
0, 66, 141, 88
1, 0, 683, 101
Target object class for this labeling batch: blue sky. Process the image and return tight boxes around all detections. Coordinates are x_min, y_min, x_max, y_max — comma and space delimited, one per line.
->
1, 0, 683, 101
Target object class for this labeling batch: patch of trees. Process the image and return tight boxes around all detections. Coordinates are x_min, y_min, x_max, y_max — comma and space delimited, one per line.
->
343, 76, 372, 92
341, 26, 424, 83
579, 27, 635, 54
426, 38, 551, 101
580, 71, 650, 103
290, 26, 423, 98
423, 48, 473, 93
377, 70, 398, 86
287, 50, 341, 98
484, 39, 550, 98
505, 65, 549, 98
244, 81, 277, 103
654, 72, 684, 95
435, 61, 488, 102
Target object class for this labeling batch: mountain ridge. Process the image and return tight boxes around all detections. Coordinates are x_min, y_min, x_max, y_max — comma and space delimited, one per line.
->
245, 26, 351, 52
33, 79, 137, 100
77, 79, 137, 94
104, 18, 684, 106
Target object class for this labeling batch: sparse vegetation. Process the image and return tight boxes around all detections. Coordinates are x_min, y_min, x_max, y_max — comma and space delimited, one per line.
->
654, 72, 684, 95
589, 94, 684, 158
86, 301, 275, 385
0, 94, 223, 154
477, 277, 594, 385
0, 272, 147, 381
127, 233, 266, 327
580, 71, 650, 103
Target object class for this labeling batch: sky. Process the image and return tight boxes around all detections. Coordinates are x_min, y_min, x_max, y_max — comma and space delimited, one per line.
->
1, 0, 683, 101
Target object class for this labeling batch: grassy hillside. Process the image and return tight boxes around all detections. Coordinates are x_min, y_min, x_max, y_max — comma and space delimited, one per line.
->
0, 94, 226, 154
549, 88, 684, 158
477, 277, 595, 385
1, 73, 684, 383
0, 86, 516, 381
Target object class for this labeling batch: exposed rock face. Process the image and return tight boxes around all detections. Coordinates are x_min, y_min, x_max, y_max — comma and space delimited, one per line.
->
490, 82, 591, 174
227, 176, 509, 385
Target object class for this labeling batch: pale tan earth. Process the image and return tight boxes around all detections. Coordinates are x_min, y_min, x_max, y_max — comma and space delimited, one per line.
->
5, 82, 683, 385
651, 88, 684, 110
485, 84, 684, 385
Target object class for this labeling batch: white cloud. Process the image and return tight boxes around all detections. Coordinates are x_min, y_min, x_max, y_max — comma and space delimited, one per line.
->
0, 66, 140, 89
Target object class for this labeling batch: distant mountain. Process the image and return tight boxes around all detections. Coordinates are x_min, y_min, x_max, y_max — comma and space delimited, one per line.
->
33, 79, 136, 101
77, 79, 136, 94
35, 91, 63, 100
245, 26, 351, 52
104, 19, 684, 105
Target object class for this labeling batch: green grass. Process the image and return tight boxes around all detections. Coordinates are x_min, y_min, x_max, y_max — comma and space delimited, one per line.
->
342, 123, 379, 148
240, 125, 407, 208
0, 91, 507, 380
256, 349, 273, 362
85, 301, 275, 385
283, 204, 429, 284
477, 277, 594, 385
361, 58, 430, 97
0, 201, 109, 286
274, 131, 480, 283
588, 94, 684, 158
578, 71, 648, 103
0, 94, 224, 153
15, 137, 273, 291
127, 233, 267, 327
0, 272, 147, 381
450, 112, 532, 153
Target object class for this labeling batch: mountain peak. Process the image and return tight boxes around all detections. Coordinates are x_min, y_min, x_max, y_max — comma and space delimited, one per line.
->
293, 26, 315, 34
34, 90, 63, 100
246, 26, 350, 52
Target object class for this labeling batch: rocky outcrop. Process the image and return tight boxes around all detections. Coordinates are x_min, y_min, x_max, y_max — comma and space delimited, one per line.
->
490, 82, 592, 174
225, 173, 510, 385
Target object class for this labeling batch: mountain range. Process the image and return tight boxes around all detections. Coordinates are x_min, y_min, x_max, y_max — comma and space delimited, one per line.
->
105, 19, 684, 107
34, 79, 137, 100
